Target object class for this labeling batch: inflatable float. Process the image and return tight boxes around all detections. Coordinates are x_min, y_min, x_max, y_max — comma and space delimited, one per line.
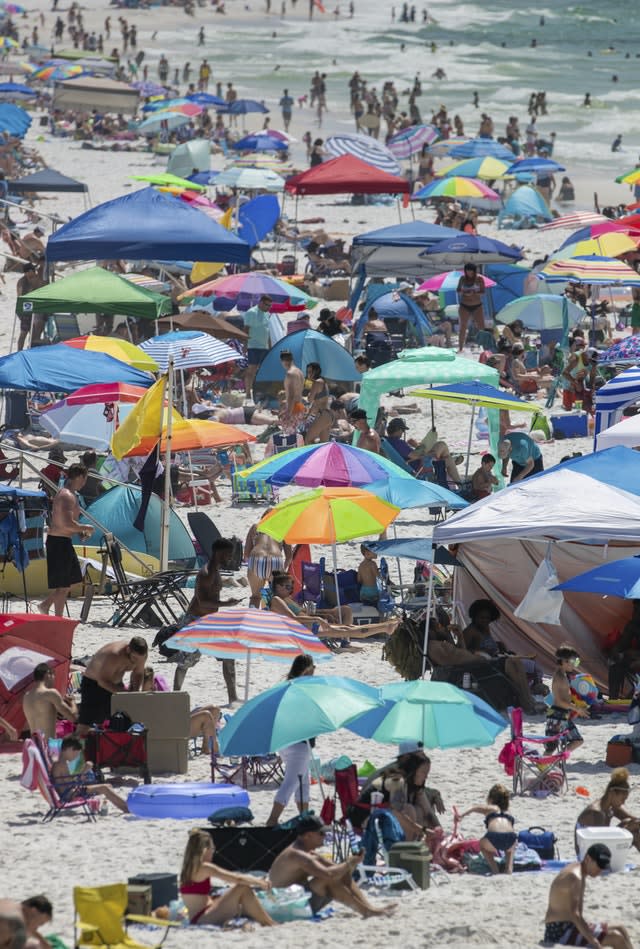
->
128, 783, 250, 820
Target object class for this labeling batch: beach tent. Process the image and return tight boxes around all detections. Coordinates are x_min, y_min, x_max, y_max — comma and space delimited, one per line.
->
284, 155, 410, 196
350, 221, 460, 293
17, 266, 172, 321
497, 186, 552, 228
0, 103, 31, 138
432, 447, 640, 683
0, 614, 77, 735
596, 414, 640, 450
254, 329, 359, 385
53, 76, 139, 115
85, 486, 196, 564
9, 168, 88, 194
358, 348, 498, 422
353, 283, 432, 345
0, 345, 153, 392
594, 366, 640, 438
46, 188, 251, 264
167, 139, 211, 178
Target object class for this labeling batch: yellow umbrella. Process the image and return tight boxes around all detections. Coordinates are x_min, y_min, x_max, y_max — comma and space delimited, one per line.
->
64, 336, 159, 372
555, 233, 640, 260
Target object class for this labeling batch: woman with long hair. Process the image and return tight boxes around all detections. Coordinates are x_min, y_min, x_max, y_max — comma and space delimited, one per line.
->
266, 654, 316, 826
575, 768, 640, 853
179, 830, 276, 926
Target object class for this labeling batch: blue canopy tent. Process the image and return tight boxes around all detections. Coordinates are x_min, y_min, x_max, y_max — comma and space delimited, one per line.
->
350, 221, 460, 293
353, 283, 432, 346
46, 187, 251, 263
9, 167, 88, 194
85, 486, 196, 565
0, 345, 153, 392
498, 186, 552, 229
254, 330, 359, 396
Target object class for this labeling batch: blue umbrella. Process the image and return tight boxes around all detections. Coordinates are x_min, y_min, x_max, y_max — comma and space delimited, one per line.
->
505, 157, 566, 176
422, 234, 523, 266
218, 675, 382, 755
0, 345, 153, 393
448, 138, 515, 161
345, 680, 507, 749
188, 170, 219, 185
136, 111, 191, 133
364, 476, 467, 510
186, 92, 226, 108
553, 556, 640, 599
0, 83, 36, 99
231, 133, 287, 153
219, 98, 269, 115
495, 294, 585, 332
366, 537, 460, 564
255, 329, 360, 385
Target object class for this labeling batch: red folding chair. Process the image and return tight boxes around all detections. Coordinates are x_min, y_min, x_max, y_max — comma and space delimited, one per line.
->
502, 707, 570, 796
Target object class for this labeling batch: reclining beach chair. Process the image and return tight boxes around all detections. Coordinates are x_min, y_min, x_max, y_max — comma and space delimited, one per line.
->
504, 706, 570, 796
74, 883, 174, 949
20, 733, 99, 822
231, 462, 276, 506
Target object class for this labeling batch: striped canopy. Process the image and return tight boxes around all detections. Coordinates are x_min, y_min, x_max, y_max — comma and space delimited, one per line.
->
540, 255, 640, 285
325, 133, 401, 175
540, 212, 610, 232
138, 330, 241, 370
595, 365, 640, 436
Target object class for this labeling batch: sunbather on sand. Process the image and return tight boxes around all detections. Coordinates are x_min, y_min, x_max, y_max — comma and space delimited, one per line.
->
50, 736, 130, 813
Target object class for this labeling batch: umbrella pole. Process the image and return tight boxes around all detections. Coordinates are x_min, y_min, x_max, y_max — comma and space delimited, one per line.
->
244, 649, 251, 701
420, 546, 436, 679
332, 542, 342, 623
392, 523, 403, 594
464, 403, 476, 478
160, 358, 174, 572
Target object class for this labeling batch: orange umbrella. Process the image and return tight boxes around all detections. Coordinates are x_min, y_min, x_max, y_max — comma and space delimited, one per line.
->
124, 417, 255, 456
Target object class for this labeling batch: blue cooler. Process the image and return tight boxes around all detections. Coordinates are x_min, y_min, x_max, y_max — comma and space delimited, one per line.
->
550, 414, 589, 438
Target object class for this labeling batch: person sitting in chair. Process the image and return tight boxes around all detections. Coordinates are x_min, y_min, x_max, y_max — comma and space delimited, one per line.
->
268, 571, 354, 631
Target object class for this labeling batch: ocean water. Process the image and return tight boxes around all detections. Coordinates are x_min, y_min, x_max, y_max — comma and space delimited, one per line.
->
130, 0, 638, 179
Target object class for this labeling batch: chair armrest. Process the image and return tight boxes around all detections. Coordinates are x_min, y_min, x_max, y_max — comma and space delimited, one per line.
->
77, 922, 99, 934
125, 914, 179, 928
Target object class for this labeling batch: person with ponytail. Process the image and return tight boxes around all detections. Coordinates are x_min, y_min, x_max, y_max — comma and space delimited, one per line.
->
575, 768, 640, 853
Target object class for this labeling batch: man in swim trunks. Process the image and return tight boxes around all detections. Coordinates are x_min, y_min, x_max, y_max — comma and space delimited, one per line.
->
243, 294, 272, 400
23, 662, 77, 740
77, 636, 148, 736
279, 348, 306, 432
543, 843, 633, 948
269, 815, 396, 918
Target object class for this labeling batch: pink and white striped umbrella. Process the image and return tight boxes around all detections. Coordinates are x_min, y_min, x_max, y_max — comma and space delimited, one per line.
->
387, 124, 440, 159
539, 212, 611, 232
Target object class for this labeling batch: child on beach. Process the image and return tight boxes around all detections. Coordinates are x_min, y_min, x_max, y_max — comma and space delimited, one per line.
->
459, 784, 517, 874
545, 645, 588, 754
50, 736, 130, 813
471, 453, 498, 500
357, 545, 380, 605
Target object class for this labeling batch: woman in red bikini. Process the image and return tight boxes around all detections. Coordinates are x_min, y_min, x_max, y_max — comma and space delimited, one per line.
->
179, 830, 276, 926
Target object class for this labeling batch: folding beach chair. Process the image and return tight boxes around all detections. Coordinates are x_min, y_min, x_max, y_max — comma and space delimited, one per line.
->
230, 462, 276, 506
20, 733, 99, 822
210, 752, 284, 789
74, 883, 174, 949
299, 557, 326, 607
504, 707, 570, 796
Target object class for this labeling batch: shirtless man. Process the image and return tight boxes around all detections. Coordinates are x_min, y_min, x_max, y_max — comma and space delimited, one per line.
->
0, 900, 26, 949
21, 895, 53, 949
184, 539, 240, 702
280, 349, 305, 416
245, 521, 290, 608
39, 463, 92, 617
270, 815, 395, 918
77, 636, 147, 736
350, 408, 381, 454
543, 843, 633, 948
23, 662, 77, 739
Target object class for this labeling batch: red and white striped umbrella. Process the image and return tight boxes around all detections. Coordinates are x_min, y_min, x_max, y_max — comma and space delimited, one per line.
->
539, 211, 611, 232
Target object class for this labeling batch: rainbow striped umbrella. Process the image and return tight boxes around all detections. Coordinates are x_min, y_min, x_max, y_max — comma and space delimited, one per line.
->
427, 136, 468, 157
412, 176, 500, 202
437, 157, 511, 180
616, 168, 640, 185
0, 37, 19, 49
31, 63, 89, 82
164, 608, 332, 699
539, 211, 610, 232
540, 255, 640, 286
552, 232, 640, 261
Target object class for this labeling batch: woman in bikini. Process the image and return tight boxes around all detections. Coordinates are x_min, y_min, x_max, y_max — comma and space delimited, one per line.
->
459, 784, 517, 874
268, 572, 354, 629
244, 521, 291, 608
456, 262, 486, 351
179, 830, 276, 926
303, 362, 333, 445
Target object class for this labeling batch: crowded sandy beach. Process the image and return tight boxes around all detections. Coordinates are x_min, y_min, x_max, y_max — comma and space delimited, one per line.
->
2, 0, 640, 947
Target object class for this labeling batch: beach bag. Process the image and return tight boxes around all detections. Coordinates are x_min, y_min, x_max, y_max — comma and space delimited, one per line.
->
517, 826, 557, 860
109, 711, 133, 733
383, 613, 423, 680
514, 556, 563, 625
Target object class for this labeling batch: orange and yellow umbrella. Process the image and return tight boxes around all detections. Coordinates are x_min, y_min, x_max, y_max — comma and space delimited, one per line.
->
63, 335, 159, 372
257, 486, 399, 544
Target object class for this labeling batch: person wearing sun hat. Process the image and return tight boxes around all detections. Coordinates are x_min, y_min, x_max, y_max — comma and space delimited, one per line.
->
543, 842, 634, 948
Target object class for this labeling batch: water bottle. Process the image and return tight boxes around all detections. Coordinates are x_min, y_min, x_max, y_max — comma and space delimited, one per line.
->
462, 672, 471, 690
17, 502, 26, 533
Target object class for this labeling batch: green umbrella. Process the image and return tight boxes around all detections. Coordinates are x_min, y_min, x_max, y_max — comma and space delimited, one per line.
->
131, 172, 206, 192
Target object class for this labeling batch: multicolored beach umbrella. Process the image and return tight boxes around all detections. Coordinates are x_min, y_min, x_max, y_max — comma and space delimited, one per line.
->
180, 271, 315, 310
412, 176, 500, 201
416, 270, 497, 294
31, 63, 89, 82
559, 220, 640, 246
552, 232, 640, 260
540, 255, 640, 285
437, 157, 511, 180
387, 124, 440, 159
539, 211, 610, 232
615, 168, 640, 185
598, 336, 640, 366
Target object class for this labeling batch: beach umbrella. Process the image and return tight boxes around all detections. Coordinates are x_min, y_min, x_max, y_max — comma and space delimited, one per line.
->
39, 399, 135, 451
0, 346, 152, 393
62, 336, 159, 372
136, 111, 191, 133
387, 124, 440, 159
214, 166, 285, 192
552, 233, 640, 260
416, 270, 497, 294
448, 138, 515, 161
598, 336, 640, 366
0, 37, 19, 49
218, 675, 382, 756
180, 272, 314, 310
540, 212, 610, 232
345, 680, 506, 749
423, 234, 524, 266
236, 442, 415, 488
437, 157, 511, 180
412, 379, 536, 475
186, 92, 226, 108
559, 221, 640, 246
553, 556, 640, 599
62, 382, 149, 405
325, 133, 401, 176
130, 80, 167, 96
427, 136, 467, 157
138, 330, 241, 371
142, 96, 191, 112
123, 416, 255, 457
540, 255, 640, 286
0, 82, 35, 98
495, 294, 586, 331
231, 133, 288, 153
165, 102, 202, 117
412, 176, 500, 202
364, 476, 468, 511
131, 173, 206, 192
505, 157, 566, 176
220, 98, 269, 115
157, 311, 248, 341
366, 537, 460, 564
31, 63, 90, 82
616, 168, 640, 185
164, 608, 332, 700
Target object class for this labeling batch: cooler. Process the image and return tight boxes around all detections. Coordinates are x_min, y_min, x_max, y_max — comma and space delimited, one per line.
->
388, 841, 431, 889
576, 826, 633, 872
550, 414, 589, 438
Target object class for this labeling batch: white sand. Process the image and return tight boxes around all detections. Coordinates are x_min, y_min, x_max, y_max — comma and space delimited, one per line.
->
0, 4, 639, 945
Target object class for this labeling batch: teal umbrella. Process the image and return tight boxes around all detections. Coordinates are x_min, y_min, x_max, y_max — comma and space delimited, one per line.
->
346, 680, 507, 749
496, 293, 585, 331
218, 675, 382, 756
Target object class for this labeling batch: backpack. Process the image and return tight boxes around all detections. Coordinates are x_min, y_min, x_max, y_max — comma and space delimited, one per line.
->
109, 710, 133, 733
382, 613, 424, 680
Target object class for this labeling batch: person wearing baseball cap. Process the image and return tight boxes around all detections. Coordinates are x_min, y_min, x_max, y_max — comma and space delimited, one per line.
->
385, 417, 423, 472
269, 814, 396, 917
543, 842, 633, 948
350, 408, 381, 454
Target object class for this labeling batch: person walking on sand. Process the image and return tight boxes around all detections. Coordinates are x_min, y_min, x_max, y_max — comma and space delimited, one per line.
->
23, 662, 77, 740
279, 88, 293, 131
456, 262, 486, 350
39, 463, 92, 617
543, 843, 634, 948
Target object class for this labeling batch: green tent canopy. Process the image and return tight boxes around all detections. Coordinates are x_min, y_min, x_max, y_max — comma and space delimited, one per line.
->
17, 266, 172, 320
